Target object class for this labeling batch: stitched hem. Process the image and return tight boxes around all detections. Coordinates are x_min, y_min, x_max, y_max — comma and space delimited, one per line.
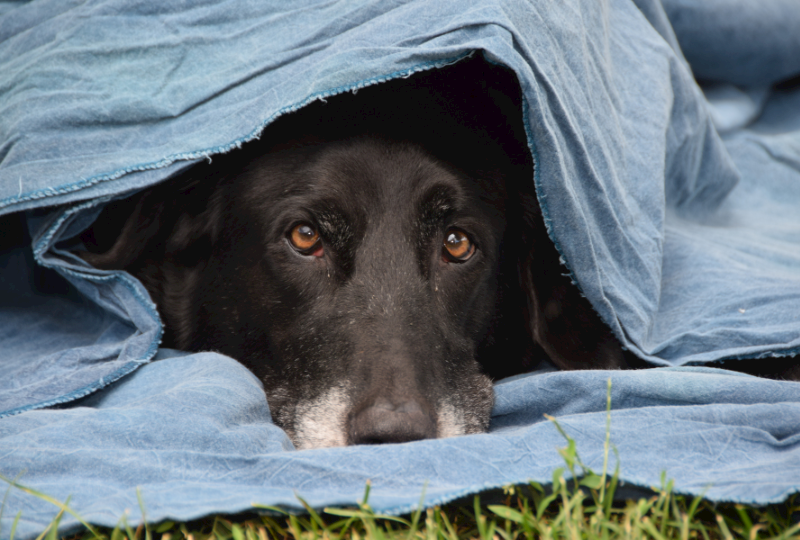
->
0, 53, 475, 214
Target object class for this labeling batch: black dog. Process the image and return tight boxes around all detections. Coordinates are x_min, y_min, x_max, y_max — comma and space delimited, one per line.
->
78, 58, 631, 449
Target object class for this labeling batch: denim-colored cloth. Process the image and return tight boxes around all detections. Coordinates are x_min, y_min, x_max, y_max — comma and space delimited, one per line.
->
1, 0, 800, 537
3, 353, 799, 539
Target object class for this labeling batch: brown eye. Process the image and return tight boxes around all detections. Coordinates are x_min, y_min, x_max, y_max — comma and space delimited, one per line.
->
443, 228, 475, 262
289, 223, 322, 255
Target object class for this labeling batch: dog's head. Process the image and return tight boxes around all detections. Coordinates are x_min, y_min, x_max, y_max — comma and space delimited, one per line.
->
78, 58, 628, 449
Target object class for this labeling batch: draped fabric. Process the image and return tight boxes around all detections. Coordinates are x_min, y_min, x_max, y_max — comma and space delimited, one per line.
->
1, 0, 799, 537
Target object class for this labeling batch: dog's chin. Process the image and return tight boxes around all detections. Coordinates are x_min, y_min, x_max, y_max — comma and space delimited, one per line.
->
272, 374, 495, 450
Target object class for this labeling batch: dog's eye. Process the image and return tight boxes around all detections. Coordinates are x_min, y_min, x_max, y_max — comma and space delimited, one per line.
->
443, 228, 475, 262
288, 223, 322, 255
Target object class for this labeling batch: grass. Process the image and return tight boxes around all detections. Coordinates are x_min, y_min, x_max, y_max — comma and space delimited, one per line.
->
117, 486, 799, 540
38, 483, 793, 540
34, 468, 800, 540
4, 380, 799, 540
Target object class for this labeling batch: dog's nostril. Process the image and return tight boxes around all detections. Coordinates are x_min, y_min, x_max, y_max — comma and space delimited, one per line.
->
348, 399, 437, 445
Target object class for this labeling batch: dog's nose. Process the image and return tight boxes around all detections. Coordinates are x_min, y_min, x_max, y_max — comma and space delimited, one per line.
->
348, 397, 437, 445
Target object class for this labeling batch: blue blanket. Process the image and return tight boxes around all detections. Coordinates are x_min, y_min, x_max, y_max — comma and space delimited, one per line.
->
2, 0, 800, 538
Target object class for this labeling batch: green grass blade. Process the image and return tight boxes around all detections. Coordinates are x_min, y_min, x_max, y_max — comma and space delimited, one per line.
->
135, 487, 151, 540
600, 377, 613, 505
231, 522, 245, 540
123, 517, 137, 540
404, 481, 427, 540
0, 474, 105, 539
37, 500, 67, 540
44, 515, 61, 540
1, 471, 27, 540
716, 513, 735, 540
434, 505, 461, 540
9, 511, 22, 540
295, 494, 328, 533
579, 474, 604, 490
487, 505, 525, 524
154, 521, 175, 533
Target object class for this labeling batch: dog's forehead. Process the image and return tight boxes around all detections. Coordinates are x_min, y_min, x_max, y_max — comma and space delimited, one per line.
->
242, 135, 505, 242
310, 137, 467, 203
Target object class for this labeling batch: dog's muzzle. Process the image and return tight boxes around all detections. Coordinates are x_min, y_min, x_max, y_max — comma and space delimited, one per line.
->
347, 395, 437, 445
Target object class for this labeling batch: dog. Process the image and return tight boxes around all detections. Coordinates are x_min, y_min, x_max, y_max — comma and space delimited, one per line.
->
77, 57, 636, 449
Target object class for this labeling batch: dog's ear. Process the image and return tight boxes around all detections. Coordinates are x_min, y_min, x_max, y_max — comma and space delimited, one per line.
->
78, 171, 226, 350
79, 188, 168, 270
78, 172, 223, 272
520, 201, 633, 371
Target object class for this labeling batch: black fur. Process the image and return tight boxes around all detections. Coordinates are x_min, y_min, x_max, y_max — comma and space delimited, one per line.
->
78, 58, 633, 448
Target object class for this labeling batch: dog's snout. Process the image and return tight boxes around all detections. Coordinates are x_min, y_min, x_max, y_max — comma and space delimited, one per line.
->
348, 397, 437, 445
